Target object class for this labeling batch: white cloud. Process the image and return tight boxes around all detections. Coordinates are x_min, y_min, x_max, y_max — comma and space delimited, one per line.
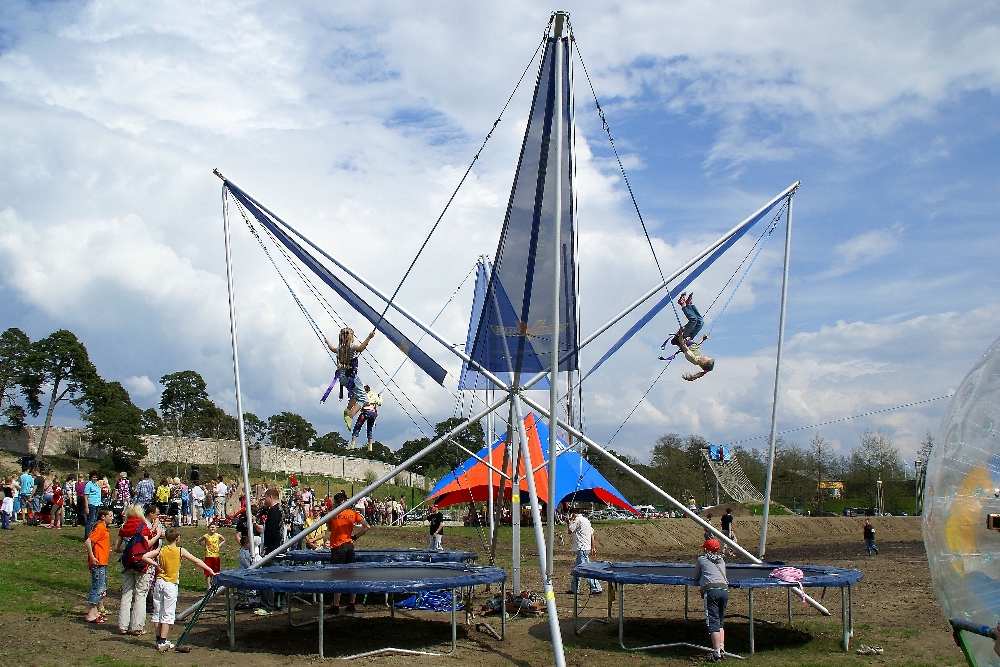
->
123, 375, 158, 398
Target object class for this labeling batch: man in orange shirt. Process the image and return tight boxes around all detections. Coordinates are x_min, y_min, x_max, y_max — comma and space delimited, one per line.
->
326, 490, 370, 615
84, 508, 113, 623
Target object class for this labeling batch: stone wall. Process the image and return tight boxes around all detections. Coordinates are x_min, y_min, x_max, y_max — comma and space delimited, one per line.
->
0, 426, 428, 488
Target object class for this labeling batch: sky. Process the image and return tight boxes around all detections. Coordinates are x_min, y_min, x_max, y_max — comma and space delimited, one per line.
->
1, 1, 998, 469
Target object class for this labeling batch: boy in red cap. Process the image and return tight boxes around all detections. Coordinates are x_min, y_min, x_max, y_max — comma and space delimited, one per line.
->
694, 539, 729, 662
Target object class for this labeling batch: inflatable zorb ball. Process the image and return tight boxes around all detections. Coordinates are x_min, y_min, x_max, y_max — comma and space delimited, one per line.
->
924, 334, 1000, 665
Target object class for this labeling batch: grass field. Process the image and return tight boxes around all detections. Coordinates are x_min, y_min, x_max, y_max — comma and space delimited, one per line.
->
0, 516, 971, 667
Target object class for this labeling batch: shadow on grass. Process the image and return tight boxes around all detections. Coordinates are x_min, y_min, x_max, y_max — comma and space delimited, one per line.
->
545, 616, 813, 657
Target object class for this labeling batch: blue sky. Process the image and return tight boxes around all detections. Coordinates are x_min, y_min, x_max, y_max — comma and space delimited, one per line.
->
1, 1, 998, 465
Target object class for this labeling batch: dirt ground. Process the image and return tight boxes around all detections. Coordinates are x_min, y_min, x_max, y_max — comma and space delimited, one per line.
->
0, 516, 968, 667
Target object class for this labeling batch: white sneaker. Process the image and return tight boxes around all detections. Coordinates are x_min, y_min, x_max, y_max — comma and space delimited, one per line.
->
157, 640, 175, 652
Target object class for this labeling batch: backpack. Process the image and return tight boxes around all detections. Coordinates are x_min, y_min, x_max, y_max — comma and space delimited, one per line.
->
120, 529, 151, 573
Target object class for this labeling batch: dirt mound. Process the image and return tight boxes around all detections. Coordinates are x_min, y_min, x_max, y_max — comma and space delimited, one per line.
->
594, 516, 922, 558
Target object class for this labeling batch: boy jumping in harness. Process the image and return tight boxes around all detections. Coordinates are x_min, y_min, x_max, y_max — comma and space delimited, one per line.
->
325, 327, 376, 428
351, 385, 383, 451
667, 293, 714, 381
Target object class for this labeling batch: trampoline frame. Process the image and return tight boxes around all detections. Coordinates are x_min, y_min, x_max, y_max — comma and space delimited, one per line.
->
219, 564, 507, 660
572, 563, 857, 657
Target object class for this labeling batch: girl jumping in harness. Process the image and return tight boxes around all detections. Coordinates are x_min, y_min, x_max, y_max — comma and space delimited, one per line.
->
325, 328, 376, 428
351, 385, 383, 452
664, 293, 714, 381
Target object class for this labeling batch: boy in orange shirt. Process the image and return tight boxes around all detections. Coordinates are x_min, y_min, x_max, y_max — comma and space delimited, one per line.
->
84, 508, 113, 623
325, 490, 370, 615
142, 528, 218, 652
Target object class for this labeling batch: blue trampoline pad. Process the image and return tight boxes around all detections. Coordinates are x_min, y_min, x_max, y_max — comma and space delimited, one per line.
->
217, 562, 506, 595
277, 548, 477, 564
573, 561, 863, 589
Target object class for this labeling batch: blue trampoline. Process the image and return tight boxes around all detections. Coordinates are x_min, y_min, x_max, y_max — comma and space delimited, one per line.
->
216, 562, 507, 659
276, 548, 477, 565
572, 561, 863, 657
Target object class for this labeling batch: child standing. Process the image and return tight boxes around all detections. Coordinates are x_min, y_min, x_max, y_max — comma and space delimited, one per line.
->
197, 523, 225, 587
2, 483, 14, 529
84, 508, 113, 623
694, 539, 729, 662
142, 528, 217, 652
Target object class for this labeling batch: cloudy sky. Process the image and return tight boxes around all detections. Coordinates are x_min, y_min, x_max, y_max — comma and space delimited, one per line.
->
1, 1, 998, 467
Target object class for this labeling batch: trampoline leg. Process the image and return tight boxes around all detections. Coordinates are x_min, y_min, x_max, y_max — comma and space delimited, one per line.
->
227, 587, 235, 648
787, 587, 793, 626
748, 589, 755, 656
685, 585, 690, 621
618, 584, 626, 650
501, 576, 506, 640
450, 588, 458, 655
841, 587, 849, 651
318, 593, 324, 659
849, 585, 854, 639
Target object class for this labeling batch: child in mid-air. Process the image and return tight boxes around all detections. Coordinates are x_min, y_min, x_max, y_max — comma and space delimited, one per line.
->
143, 528, 218, 652
197, 522, 225, 587
671, 293, 714, 381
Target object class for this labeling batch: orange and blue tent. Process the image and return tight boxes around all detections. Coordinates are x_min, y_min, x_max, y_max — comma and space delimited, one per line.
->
425, 412, 639, 514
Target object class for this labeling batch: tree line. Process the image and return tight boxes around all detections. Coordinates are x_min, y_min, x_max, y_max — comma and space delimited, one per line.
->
591, 427, 927, 513
0, 327, 484, 476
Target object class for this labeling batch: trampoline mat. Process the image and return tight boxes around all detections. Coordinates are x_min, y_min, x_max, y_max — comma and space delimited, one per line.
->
217, 562, 507, 594
277, 548, 477, 564
573, 561, 863, 589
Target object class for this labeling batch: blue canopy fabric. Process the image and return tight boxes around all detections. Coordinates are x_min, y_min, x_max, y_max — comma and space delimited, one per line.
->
468, 35, 579, 377
425, 411, 638, 514
583, 193, 788, 381
227, 184, 447, 386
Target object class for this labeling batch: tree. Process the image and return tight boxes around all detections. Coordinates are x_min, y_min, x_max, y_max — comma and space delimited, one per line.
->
80, 379, 147, 472
140, 408, 164, 435
159, 371, 211, 437
849, 429, 905, 507
267, 412, 316, 449
0, 328, 36, 428
24, 330, 97, 461
243, 412, 267, 446
809, 433, 835, 512
197, 404, 237, 440
312, 430, 351, 455
394, 417, 486, 475
917, 432, 933, 466
358, 441, 394, 463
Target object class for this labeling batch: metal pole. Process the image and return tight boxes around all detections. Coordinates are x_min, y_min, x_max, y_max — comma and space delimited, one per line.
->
221, 185, 258, 561
548, 16, 565, 584
758, 193, 794, 558
511, 393, 567, 667
515, 392, 831, 615
509, 393, 521, 594
177, 392, 510, 621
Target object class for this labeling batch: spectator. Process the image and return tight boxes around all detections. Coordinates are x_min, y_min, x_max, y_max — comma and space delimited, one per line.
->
155, 478, 170, 516
694, 539, 729, 662
180, 479, 190, 526
304, 506, 328, 549
114, 472, 133, 507
168, 478, 183, 524
84, 470, 103, 539
135, 471, 155, 507
63, 475, 77, 523
142, 527, 217, 652
252, 487, 284, 615
190, 482, 205, 526
425, 503, 444, 550
1, 480, 13, 529
74, 475, 88, 527
49, 479, 64, 529
32, 469, 45, 516
213, 476, 228, 521
567, 508, 602, 596
116, 503, 154, 635
84, 508, 113, 623
17, 468, 34, 523
198, 523, 225, 588
290, 500, 306, 549
864, 519, 879, 556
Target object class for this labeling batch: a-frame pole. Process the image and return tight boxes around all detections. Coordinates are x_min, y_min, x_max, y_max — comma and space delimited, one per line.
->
759, 193, 794, 558
508, 390, 521, 594
221, 184, 257, 562
547, 10, 566, 584
511, 393, 567, 667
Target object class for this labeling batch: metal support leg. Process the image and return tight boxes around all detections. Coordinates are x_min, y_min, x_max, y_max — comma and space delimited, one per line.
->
685, 586, 690, 621
319, 593, 324, 659
748, 589, 755, 656
841, 586, 850, 651
573, 581, 611, 635
849, 585, 854, 639
227, 587, 235, 647
339, 587, 460, 660
787, 587, 793, 626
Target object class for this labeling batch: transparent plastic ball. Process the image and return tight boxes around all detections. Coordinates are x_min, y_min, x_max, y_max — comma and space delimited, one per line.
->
924, 334, 1000, 665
